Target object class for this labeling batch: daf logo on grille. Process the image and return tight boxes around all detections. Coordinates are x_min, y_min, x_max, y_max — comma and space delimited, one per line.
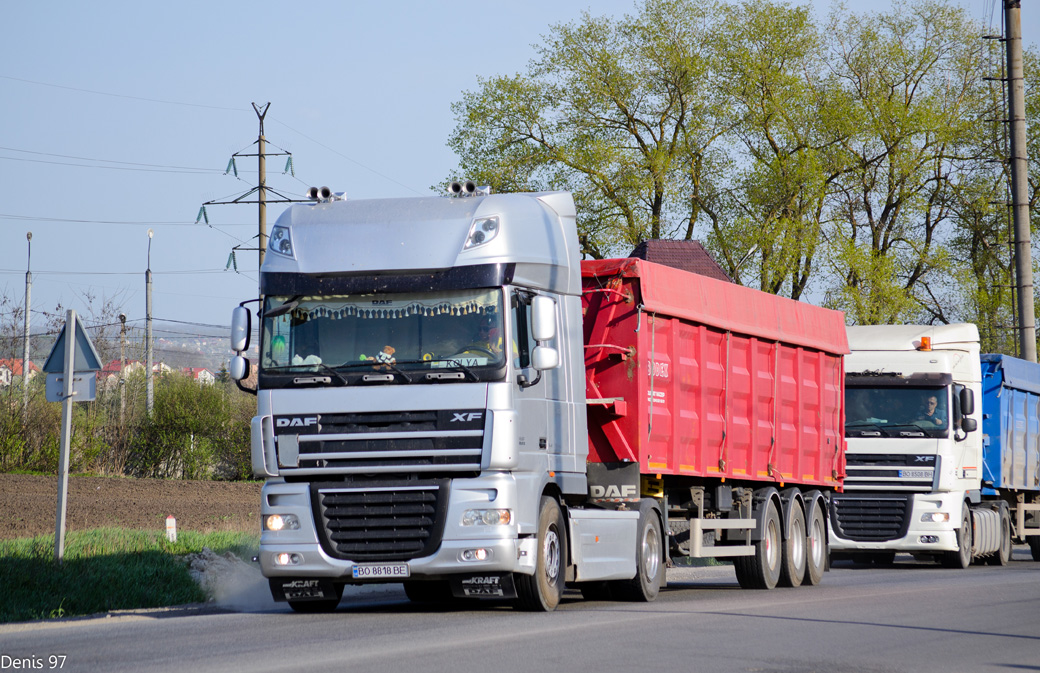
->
277, 416, 319, 428
914, 455, 935, 463
452, 412, 483, 423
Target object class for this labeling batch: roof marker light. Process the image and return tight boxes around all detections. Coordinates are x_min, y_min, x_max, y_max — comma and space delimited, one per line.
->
917, 336, 932, 351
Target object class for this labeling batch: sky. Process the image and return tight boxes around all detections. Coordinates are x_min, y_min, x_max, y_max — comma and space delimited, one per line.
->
0, 0, 1032, 353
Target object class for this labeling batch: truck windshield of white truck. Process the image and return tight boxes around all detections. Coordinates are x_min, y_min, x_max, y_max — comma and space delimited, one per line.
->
845, 385, 949, 438
259, 288, 509, 385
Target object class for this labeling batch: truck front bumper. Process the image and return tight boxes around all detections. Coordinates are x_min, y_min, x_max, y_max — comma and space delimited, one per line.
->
258, 476, 537, 582
829, 491, 965, 554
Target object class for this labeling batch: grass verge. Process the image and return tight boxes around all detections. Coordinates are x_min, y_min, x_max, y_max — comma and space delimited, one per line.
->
0, 528, 259, 624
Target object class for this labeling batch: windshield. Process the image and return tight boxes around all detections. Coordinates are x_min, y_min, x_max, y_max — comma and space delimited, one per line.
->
845, 385, 949, 438
259, 288, 507, 385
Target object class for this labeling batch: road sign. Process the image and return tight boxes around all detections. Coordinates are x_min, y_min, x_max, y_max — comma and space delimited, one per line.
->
42, 315, 103, 373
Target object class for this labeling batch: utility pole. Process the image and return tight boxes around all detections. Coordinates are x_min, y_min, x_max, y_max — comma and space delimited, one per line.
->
146, 229, 154, 414
257, 102, 268, 271
1005, 0, 1037, 362
22, 232, 31, 413
201, 103, 308, 276
119, 313, 127, 426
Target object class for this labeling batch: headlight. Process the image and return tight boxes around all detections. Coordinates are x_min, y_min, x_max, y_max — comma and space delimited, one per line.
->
269, 225, 295, 257
463, 216, 500, 250
265, 513, 300, 531
462, 509, 512, 526
921, 512, 950, 523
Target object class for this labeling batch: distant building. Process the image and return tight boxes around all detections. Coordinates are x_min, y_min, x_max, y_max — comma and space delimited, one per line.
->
182, 367, 215, 385
0, 359, 39, 388
628, 239, 734, 283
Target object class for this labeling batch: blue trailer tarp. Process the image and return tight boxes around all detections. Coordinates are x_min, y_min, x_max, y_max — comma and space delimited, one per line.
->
980, 354, 1040, 494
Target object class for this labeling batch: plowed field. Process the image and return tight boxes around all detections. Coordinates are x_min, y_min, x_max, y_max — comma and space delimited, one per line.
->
0, 474, 261, 540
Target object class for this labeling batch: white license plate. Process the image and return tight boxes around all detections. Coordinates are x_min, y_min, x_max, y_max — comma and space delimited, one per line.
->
352, 563, 410, 579
900, 469, 931, 479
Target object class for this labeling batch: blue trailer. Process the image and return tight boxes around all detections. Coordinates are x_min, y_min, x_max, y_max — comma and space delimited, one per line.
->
980, 353, 1040, 561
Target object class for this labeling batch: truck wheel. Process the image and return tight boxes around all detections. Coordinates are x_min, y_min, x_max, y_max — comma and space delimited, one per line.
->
941, 508, 972, 569
613, 504, 663, 602
734, 499, 782, 590
1029, 536, 1040, 562
779, 500, 806, 588
986, 506, 1012, 566
515, 496, 565, 612
803, 503, 827, 586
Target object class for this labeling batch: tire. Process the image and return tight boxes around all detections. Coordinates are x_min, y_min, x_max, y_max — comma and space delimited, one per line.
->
734, 498, 782, 590
287, 585, 343, 613
613, 503, 664, 602
803, 502, 827, 586
986, 506, 1012, 566
941, 508, 972, 569
778, 500, 806, 588
403, 580, 453, 603
515, 496, 566, 612
1029, 536, 1040, 562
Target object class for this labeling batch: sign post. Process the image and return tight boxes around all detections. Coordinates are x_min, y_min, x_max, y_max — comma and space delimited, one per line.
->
42, 310, 102, 564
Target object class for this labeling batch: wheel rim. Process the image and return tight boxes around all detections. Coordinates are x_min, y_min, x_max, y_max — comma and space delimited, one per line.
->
642, 521, 660, 581
544, 527, 560, 585
766, 518, 779, 568
809, 515, 825, 569
791, 516, 806, 574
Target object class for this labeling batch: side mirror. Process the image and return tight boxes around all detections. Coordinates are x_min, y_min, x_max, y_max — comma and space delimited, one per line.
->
532, 346, 559, 371
959, 388, 975, 416
230, 355, 250, 382
531, 296, 557, 342
961, 417, 978, 433
231, 306, 251, 353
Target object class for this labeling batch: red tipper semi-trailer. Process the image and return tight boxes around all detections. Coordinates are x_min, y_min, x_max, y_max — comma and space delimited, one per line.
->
233, 190, 849, 614
581, 257, 848, 591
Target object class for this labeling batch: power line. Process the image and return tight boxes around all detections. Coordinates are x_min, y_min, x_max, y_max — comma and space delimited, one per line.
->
0, 74, 246, 112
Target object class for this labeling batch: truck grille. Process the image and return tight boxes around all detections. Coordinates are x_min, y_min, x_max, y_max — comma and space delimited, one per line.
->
842, 453, 938, 492
276, 410, 484, 478
830, 493, 912, 542
314, 482, 449, 561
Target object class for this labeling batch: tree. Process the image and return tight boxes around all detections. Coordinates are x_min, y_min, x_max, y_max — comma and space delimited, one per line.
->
820, 0, 995, 324
448, 0, 731, 258
708, 0, 845, 297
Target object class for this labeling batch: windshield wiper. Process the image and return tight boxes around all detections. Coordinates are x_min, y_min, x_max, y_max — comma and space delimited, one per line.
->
264, 296, 300, 318
265, 362, 348, 386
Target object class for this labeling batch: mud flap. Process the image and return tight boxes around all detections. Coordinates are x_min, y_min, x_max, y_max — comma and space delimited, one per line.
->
269, 577, 339, 603
449, 573, 517, 599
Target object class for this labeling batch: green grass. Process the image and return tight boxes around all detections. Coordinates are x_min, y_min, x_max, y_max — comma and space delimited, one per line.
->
0, 529, 259, 623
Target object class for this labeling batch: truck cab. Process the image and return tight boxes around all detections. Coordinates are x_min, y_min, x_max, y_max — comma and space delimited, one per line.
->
829, 324, 983, 567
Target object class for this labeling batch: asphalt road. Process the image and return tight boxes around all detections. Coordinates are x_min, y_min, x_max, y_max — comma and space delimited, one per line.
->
2, 548, 1038, 673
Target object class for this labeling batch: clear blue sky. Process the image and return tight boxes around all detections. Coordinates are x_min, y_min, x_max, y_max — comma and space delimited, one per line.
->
0, 0, 1031, 345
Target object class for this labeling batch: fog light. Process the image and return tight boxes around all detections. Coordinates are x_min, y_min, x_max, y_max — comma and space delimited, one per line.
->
921, 512, 949, 523
274, 552, 301, 566
462, 509, 512, 526
461, 548, 492, 562
920, 535, 939, 544
265, 514, 300, 531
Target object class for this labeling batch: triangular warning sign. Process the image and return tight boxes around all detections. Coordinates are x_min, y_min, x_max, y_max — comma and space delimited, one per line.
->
42, 315, 104, 373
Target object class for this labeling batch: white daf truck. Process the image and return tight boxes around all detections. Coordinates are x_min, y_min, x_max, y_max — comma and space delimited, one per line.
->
829, 324, 1005, 567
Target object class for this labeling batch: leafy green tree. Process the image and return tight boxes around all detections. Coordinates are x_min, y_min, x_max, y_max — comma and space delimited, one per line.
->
448, 0, 731, 258
708, 0, 845, 297
820, 0, 994, 324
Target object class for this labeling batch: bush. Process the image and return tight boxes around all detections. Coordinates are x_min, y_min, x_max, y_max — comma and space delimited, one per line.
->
0, 374, 255, 481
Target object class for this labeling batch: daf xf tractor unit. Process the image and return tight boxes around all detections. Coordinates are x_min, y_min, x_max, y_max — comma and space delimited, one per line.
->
229, 186, 848, 612
831, 325, 1040, 566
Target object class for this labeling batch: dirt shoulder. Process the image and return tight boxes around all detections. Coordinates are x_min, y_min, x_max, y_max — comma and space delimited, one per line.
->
0, 474, 262, 540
